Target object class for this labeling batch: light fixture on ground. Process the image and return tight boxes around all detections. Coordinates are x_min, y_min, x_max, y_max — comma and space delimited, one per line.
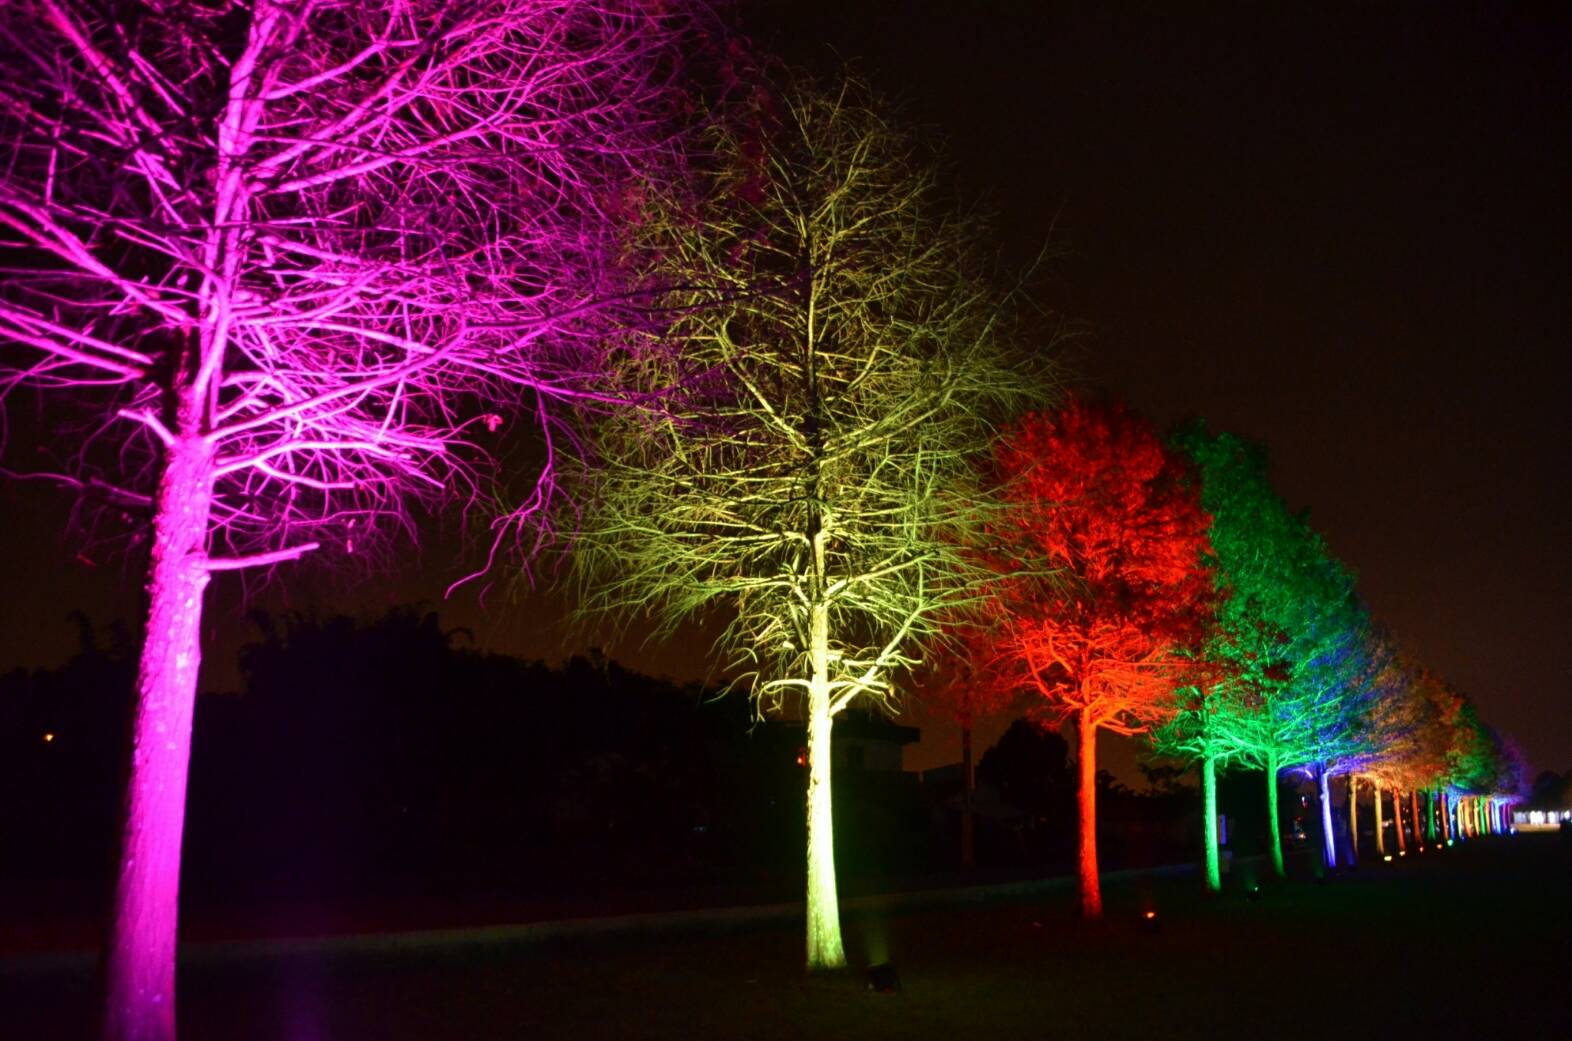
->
866, 963, 901, 993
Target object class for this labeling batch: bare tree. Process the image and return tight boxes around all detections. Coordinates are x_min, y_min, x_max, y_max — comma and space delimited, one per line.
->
0, 2, 692, 1037
569, 75, 1054, 969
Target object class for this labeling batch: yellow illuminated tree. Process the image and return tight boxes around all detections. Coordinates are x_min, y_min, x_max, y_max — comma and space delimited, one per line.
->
567, 74, 1053, 969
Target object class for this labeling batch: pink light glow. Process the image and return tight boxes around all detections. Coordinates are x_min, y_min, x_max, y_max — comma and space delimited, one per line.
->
1, 2, 696, 1037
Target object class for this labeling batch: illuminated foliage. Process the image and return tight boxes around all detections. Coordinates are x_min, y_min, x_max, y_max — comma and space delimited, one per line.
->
568, 74, 1052, 968
984, 399, 1212, 917
0, 2, 695, 1036
1162, 423, 1365, 877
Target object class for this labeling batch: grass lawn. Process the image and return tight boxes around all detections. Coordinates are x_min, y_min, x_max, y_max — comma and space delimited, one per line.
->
6, 834, 1568, 1040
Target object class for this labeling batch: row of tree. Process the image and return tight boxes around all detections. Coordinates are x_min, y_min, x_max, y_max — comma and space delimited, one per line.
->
924, 403, 1529, 922
0, 3, 1529, 1038
554, 87, 1532, 972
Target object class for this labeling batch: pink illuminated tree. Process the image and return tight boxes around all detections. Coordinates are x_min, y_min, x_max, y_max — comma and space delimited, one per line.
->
0, 2, 694, 1038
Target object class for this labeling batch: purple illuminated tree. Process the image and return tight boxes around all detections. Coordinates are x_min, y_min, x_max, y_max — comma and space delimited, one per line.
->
0, 2, 692, 1038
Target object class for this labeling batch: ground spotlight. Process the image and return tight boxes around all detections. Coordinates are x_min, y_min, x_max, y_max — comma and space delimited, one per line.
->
865, 963, 901, 993
1398, 849, 1406, 857
1246, 885, 1262, 901
1383, 854, 1393, 862
1140, 910, 1161, 934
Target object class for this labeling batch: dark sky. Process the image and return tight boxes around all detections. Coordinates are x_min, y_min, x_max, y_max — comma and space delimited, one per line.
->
2, 3, 1567, 778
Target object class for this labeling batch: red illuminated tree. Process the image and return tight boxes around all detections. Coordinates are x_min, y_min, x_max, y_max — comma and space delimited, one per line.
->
984, 400, 1212, 917
0, 2, 693, 1037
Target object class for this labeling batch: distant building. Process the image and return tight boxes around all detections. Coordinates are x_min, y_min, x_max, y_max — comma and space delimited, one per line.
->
765, 709, 921, 773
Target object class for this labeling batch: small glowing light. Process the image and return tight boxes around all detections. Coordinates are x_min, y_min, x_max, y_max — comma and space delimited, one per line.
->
42, 732, 54, 743
1144, 910, 1156, 919
1383, 855, 1393, 862
1446, 839, 1454, 847
1398, 850, 1406, 857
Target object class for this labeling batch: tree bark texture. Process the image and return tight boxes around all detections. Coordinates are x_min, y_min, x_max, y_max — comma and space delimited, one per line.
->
1318, 766, 1336, 869
104, 434, 215, 1041
1202, 755, 1221, 893
1265, 750, 1284, 878
1374, 780, 1386, 856
1077, 709, 1102, 918
803, 603, 845, 969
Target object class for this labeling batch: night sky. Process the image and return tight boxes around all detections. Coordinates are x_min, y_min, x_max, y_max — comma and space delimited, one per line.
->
1, 4, 1567, 777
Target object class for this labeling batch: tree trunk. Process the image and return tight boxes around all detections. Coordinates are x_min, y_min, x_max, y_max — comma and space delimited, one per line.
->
1348, 775, 1359, 860
1393, 788, 1407, 854
1318, 765, 1336, 869
1410, 790, 1422, 846
1265, 749, 1284, 878
104, 434, 216, 1041
960, 722, 974, 871
1374, 779, 1386, 856
1076, 708, 1102, 918
803, 603, 845, 970
1439, 790, 1451, 842
1202, 755, 1221, 893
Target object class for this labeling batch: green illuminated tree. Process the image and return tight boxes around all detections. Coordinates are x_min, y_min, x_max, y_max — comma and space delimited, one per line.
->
1149, 674, 1256, 891
1163, 423, 1363, 879
567, 74, 1052, 969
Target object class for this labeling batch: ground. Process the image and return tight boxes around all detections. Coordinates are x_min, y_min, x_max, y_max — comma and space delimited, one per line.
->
4, 834, 1567, 1040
